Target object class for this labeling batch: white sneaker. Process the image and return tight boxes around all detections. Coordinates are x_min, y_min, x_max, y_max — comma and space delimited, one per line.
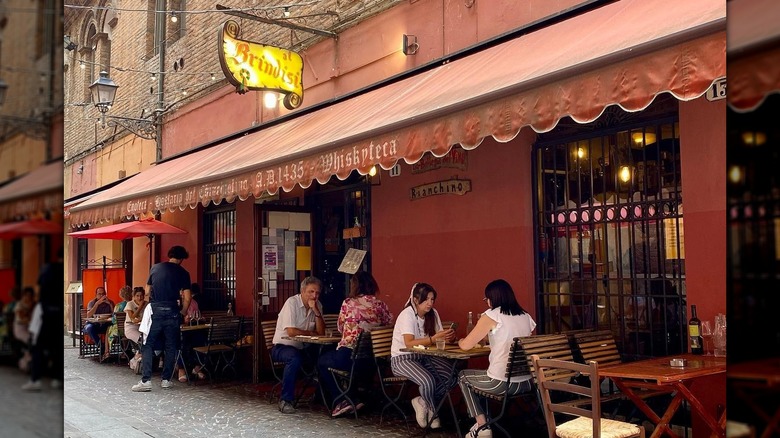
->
411, 396, 428, 428
21, 380, 42, 391
465, 422, 492, 437
131, 380, 152, 392
161, 379, 173, 389
429, 409, 441, 429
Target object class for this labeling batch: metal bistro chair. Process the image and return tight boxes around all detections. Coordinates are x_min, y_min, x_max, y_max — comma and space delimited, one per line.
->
107, 312, 132, 365
192, 316, 242, 381
261, 319, 286, 403
79, 309, 101, 359
368, 326, 410, 429
328, 330, 374, 419
532, 354, 645, 438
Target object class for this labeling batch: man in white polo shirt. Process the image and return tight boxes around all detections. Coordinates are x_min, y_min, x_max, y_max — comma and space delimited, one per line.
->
272, 276, 325, 413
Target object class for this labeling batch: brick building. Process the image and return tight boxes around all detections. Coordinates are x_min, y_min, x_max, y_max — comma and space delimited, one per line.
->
0, 0, 63, 298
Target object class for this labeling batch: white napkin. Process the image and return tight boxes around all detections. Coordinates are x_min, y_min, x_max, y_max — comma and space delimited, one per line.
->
139, 305, 153, 344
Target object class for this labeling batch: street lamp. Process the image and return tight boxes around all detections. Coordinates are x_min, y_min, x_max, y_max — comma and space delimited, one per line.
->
89, 70, 118, 128
0, 78, 7, 106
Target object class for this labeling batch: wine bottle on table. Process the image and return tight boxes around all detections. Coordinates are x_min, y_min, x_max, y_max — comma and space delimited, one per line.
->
688, 304, 703, 355
466, 311, 474, 335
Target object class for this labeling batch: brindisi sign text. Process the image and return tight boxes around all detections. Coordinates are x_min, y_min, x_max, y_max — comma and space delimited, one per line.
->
410, 178, 472, 200
218, 20, 304, 110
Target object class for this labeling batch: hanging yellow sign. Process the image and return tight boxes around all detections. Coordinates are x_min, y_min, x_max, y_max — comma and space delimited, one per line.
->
218, 20, 304, 110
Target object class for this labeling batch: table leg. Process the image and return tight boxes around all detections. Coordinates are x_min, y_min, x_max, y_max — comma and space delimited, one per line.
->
674, 383, 725, 438
611, 378, 680, 438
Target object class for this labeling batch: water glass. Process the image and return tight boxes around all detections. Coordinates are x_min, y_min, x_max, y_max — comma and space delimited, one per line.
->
435, 339, 446, 350
325, 329, 334, 337
701, 320, 713, 355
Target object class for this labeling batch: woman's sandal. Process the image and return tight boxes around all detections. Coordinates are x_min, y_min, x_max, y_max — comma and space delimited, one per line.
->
193, 366, 206, 380
178, 373, 188, 383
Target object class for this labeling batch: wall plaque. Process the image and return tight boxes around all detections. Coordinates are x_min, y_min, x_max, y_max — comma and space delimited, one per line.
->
410, 178, 472, 200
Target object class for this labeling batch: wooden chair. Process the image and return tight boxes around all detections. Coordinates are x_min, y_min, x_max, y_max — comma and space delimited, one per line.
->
532, 354, 645, 438
328, 330, 374, 419
107, 312, 131, 365
79, 309, 100, 358
569, 330, 672, 410
368, 326, 410, 429
193, 316, 242, 381
323, 314, 339, 333
260, 319, 285, 403
469, 337, 538, 437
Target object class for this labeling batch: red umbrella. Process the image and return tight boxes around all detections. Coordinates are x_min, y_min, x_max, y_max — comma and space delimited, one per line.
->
68, 218, 187, 268
0, 219, 62, 239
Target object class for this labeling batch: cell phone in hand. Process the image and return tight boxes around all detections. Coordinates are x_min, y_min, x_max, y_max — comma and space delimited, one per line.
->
449, 322, 458, 330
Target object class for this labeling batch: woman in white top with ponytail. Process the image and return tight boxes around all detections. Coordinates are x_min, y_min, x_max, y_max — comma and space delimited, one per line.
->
457, 279, 536, 438
390, 282, 456, 429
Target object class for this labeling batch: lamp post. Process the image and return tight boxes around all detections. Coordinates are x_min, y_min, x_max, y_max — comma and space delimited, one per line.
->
89, 71, 118, 128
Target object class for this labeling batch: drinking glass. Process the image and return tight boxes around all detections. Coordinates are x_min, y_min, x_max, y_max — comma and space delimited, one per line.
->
436, 339, 446, 350
700, 320, 713, 355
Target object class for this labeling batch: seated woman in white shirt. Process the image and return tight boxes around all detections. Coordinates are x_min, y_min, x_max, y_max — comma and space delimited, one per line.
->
389, 282, 455, 429
457, 279, 536, 438
124, 287, 147, 370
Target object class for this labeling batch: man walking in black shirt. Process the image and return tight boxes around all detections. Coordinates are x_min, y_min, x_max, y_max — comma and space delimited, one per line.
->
132, 245, 192, 392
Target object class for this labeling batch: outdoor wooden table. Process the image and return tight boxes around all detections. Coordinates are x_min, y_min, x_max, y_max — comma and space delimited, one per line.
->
400, 345, 491, 436
728, 357, 780, 438
180, 323, 211, 332
599, 353, 726, 438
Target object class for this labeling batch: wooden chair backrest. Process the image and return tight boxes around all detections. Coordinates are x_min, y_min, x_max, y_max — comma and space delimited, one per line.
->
571, 330, 622, 367
533, 355, 602, 438
114, 312, 126, 336
261, 320, 277, 350
503, 337, 528, 380
351, 330, 375, 361
369, 326, 394, 359
206, 316, 242, 345
323, 314, 339, 332
518, 334, 577, 383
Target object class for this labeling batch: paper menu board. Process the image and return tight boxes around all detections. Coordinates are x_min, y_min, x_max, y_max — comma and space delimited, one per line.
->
337, 248, 367, 274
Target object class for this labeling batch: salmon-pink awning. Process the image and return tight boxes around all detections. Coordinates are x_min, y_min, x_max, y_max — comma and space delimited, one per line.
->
68, 0, 726, 226
727, 0, 780, 111
0, 219, 62, 239
0, 160, 63, 222
67, 217, 186, 240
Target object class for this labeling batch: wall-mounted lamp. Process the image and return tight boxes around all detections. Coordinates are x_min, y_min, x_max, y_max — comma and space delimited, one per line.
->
77, 163, 84, 174
618, 165, 632, 183
576, 147, 585, 159
742, 131, 767, 146
263, 92, 278, 109
728, 165, 745, 185
89, 71, 119, 128
170, 11, 178, 23
631, 131, 657, 146
283, 7, 291, 18
403, 34, 419, 56
64, 35, 78, 51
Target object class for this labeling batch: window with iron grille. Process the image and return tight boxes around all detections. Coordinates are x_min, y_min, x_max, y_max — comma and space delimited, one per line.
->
202, 206, 236, 312
534, 110, 685, 360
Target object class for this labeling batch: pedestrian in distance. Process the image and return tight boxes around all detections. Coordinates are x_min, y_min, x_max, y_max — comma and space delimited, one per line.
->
132, 245, 192, 392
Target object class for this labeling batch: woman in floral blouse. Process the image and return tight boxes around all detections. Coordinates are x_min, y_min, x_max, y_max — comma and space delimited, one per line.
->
317, 271, 392, 417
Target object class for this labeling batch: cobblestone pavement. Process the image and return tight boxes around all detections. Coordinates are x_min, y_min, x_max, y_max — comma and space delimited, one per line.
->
0, 355, 63, 437
64, 337, 473, 438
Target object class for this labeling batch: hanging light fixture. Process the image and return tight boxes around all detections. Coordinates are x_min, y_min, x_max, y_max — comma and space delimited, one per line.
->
89, 71, 119, 128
